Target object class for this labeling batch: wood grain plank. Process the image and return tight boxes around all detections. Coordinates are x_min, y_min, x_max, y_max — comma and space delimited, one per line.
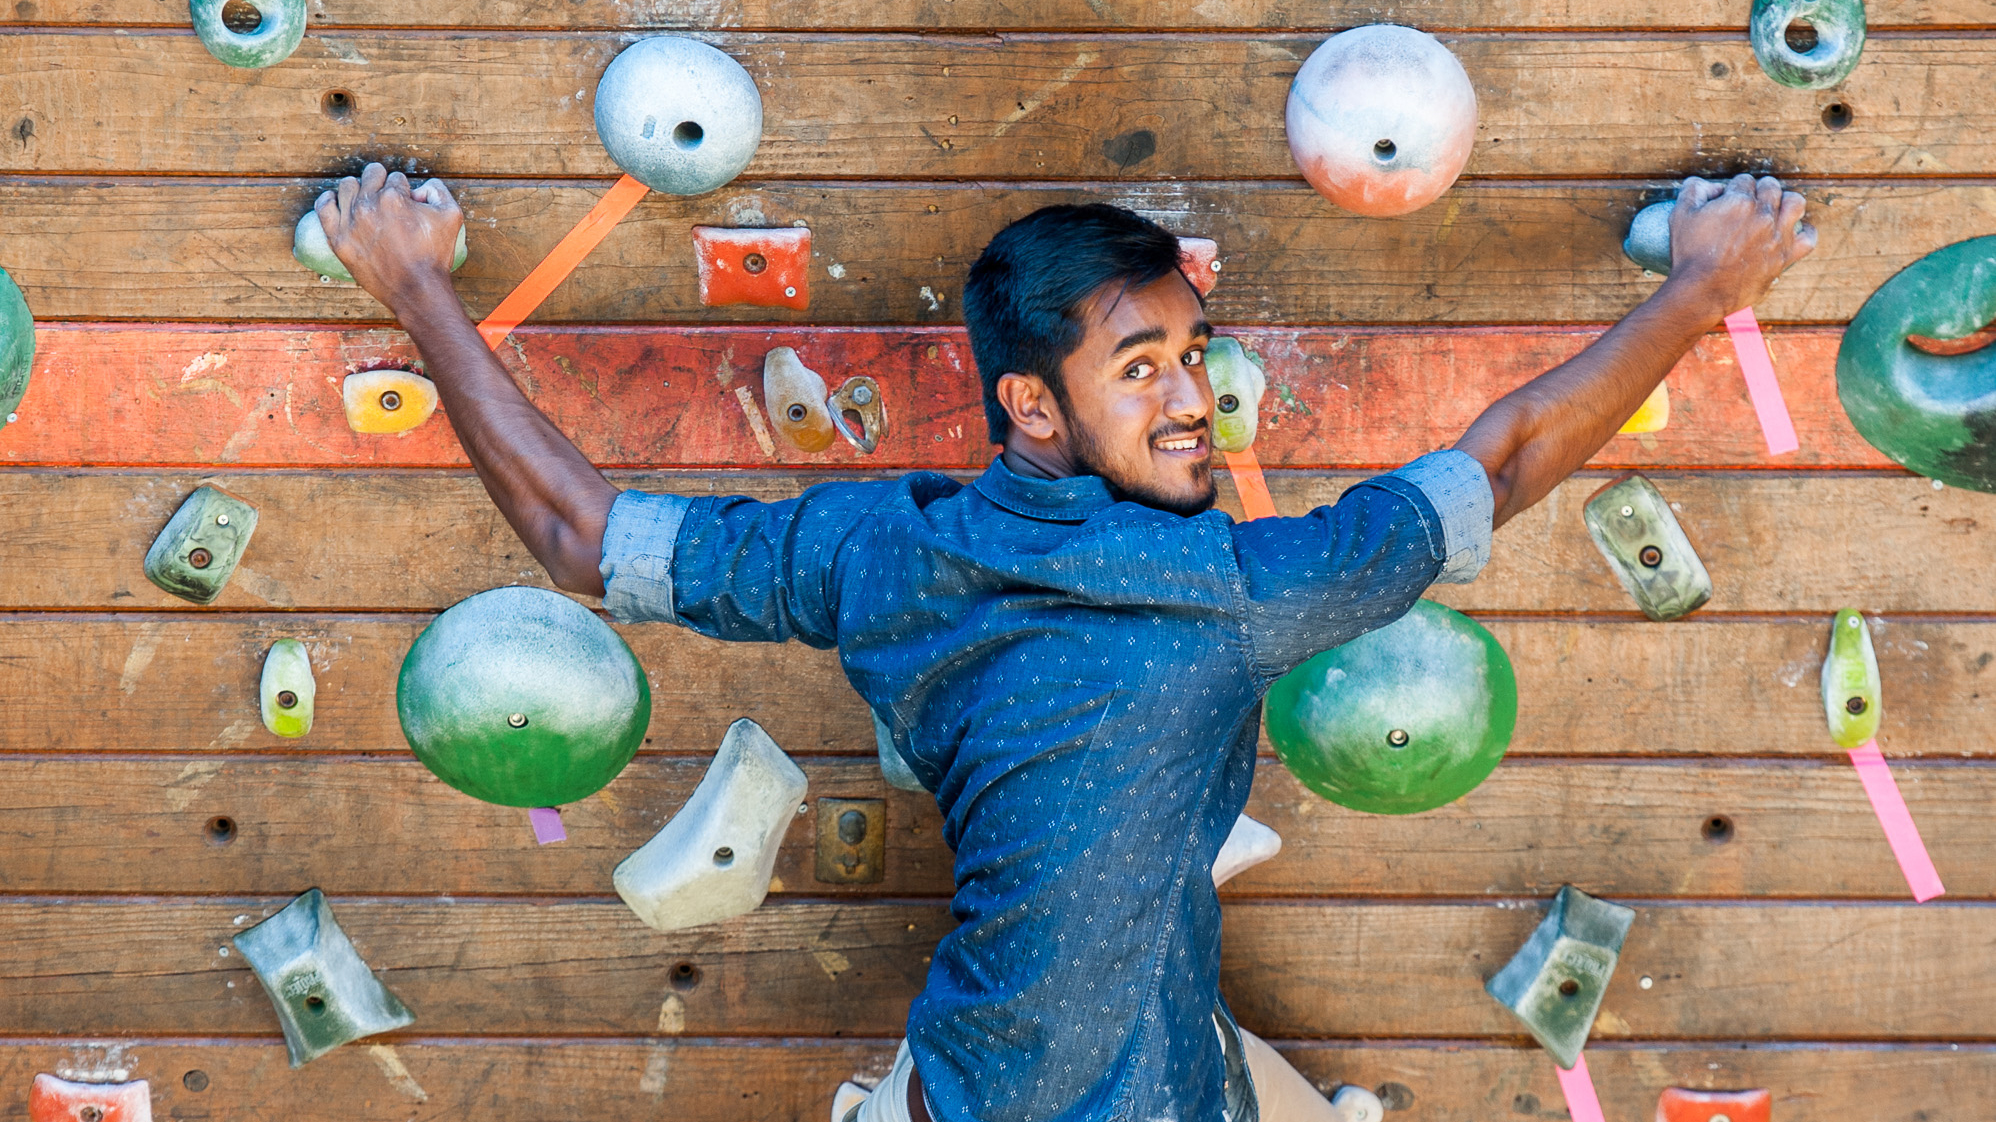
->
0, 1038, 1986, 1122
0, 180, 1987, 325
0, 35, 1990, 178
2, 899, 1987, 1038
5, 468, 1995, 615
0, 755, 1985, 899
1, 324, 1893, 471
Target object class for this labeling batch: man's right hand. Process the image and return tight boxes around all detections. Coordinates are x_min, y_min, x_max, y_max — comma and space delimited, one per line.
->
1663, 173, 1816, 320
314, 161, 464, 315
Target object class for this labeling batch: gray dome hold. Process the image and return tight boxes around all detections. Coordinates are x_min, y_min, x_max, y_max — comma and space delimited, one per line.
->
1623, 200, 1675, 275
594, 37, 764, 196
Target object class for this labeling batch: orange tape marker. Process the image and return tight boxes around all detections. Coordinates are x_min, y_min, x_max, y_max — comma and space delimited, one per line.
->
478, 174, 652, 350
1224, 449, 1278, 521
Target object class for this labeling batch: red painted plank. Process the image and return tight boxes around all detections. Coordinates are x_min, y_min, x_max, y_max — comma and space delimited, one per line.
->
0, 323, 1888, 470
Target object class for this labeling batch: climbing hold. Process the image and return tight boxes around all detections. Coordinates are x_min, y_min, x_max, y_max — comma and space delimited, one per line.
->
0, 266, 33, 425
1836, 235, 1996, 491
233, 888, 415, 1067
1176, 237, 1221, 297
1821, 608, 1882, 748
1265, 599, 1516, 815
594, 37, 764, 196
1582, 474, 1711, 622
1484, 884, 1636, 1070
874, 710, 927, 792
693, 227, 810, 310
143, 485, 259, 605
29, 1075, 151, 1122
1212, 813, 1281, 888
1329, 1085, 1386, 1122
614, 718, 808, 932
341, 368, 439, 435
1750, 0, 1866, 90
260, 638, 316, 739
832, 1082, 870, 1122
762, 347, 836, 453
397, 586, 650, 807
829, 375, 888, 454
814, 796, 886, 884
1205, 337, 1267, 454
1657, 1087, 1772, 1122
1624, 200, 1676, 275
1285, 24, 1478, 217
295, 209, 467, 286
1619, 382, 1670, 434
189, 0, 306, 69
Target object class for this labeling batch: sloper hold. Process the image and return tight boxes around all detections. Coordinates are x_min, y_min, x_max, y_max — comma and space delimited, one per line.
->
614, 718, 809, 933
1657, 1087, 1772, 1122
189, 0, 306, 69
1624, 199, 1676, 275
260, 638, 316, 739
342, 369, 440, 435
1751, 0, 1866, 90
142, 485, 259, 605
232, 888, 415, 1067
29, 1075, 151, 1122
1484, 885, 1636, 1069
1205, 337, 1267, 454
0, 265, 33, 424
763, 346, 836, 453
594, 37, 763, 197
1582, 473, 1712, 622
1822, 608, 1882, 747
296, 210, 466, 285
693, 227, 810, 310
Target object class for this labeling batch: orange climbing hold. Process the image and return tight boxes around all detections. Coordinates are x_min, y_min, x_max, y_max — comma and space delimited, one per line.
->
1656, 1087, 1771, 1122
341, 369, 439, 435
29, 1074, 152, 1122
693, 227, 811, 311
1176, 237, 1220, 297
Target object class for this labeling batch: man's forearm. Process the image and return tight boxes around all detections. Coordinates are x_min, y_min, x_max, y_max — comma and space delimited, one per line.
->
394, 280, 619, 596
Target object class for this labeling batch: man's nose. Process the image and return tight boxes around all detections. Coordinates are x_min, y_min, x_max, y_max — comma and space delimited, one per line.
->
1162, 361, 1212, 423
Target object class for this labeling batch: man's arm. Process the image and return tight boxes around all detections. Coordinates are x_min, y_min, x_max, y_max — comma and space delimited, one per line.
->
1453, 173, 1816, 528
316, 163, 617, 596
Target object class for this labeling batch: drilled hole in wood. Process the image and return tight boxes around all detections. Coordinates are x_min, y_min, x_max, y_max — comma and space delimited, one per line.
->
1821, 102, 1853, 131
220, 0, 262, 33
206, 816, 237, 845
1703, 814, 1735, 843
669, 961, 702, 991
182, 1070, 210, 1092
1784, 19, 1819, 53
321, 89, 356, 122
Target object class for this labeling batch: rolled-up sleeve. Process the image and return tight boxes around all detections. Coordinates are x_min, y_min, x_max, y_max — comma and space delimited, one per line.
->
598, 489, 694, 625
1384, 449, 1492, 585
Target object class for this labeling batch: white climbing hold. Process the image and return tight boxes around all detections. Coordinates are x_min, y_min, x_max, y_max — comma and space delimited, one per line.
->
1212, 813, 1282, 888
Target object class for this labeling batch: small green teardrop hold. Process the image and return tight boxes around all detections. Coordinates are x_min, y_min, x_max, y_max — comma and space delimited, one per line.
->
397, 586, 650, 807
1266, 599, 1516, 815
0, 266, 33, 423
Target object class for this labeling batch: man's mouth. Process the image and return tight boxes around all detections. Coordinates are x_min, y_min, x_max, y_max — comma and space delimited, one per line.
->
1152, 431, 1207, 454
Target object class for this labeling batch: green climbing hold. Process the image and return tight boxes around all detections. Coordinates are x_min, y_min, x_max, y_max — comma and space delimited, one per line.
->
1821, 608, 1882, 748
233, 888, 416, 1067
143, 484, 260, 605
295, 209, 468, 285
1484, 885, 1636, 1070
1582, 473, 1711, 622
1265, 599, 1516, 815
261, 639, 317, 739
1836, 236, 1996, 491
0, 266, 32, 425
397, 586, 650, 807
190, 0, 307, 69
1750, 0, 1866, 90
1204, 337, 1266, 453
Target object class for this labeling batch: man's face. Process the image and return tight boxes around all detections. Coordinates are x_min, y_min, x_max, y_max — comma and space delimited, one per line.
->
1053, 273, 1217, 516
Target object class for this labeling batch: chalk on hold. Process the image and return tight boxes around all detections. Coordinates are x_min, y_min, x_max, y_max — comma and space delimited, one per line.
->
341, 368, 439, 435
260, 638, 316, 739
1265, 599, 1515, 815
232, 888, 416, 1068
1582, 474, 1711, 622
1657, 1087, 1772, 1122
693, 227, 810, 311
397, 586, 650, 807
1624, 200, 1676, 275
29, 1075, 151, 1122
873, 710, 927, 793
1822, 608, 1882, 748
143, 485, 259, 605
1485, 885, 1635, 1070
829, 376, 888, 454
1285, 25, 1477, 217
1750, 0, 1866, 90
189, 0, 306, 69
1329, 1085, 1385, 1122
595, 37, 764, 196
763, 347, 835, 452
295, 210, 466, 286
0, 266, 32, 425
1176, 237, 1221, 297
1204, 337, 1267, 454
614, 718, 808, 933
1212, 814, 1281, 888
1836, 235, 1996, 492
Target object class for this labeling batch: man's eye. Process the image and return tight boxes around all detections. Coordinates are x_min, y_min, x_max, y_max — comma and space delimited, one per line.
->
1126, 362, 1157, 380
1185, 348, 1205, 367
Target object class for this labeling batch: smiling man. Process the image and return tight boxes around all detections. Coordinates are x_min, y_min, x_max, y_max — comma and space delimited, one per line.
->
315, 165, 1811, 1122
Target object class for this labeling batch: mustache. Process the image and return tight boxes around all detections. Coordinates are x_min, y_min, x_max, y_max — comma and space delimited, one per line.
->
1148, 421, 1209, 442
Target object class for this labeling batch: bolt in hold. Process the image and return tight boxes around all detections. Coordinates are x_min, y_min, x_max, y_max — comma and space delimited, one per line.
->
1639, 545, 1663, 568
188, 548, 214, 569
1386, 728, 1410, 748
379, 389, 402, 411
786, 403, 808, 422
743, 252, 768, 274
712, 846, 734, 865
1218, 394, 1239, 413
80, 1108, 103, 1122
275, 690, 299, 709
1557, 978, 1581, 998
507, 712, 529, 728
1846, 695, 1868, 715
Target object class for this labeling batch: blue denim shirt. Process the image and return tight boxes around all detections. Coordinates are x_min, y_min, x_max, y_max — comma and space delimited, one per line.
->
599, 452, 1491, 1122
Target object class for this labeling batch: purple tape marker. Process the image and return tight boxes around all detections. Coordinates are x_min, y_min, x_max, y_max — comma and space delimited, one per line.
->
1849, 741, 1945, 902
529, 806, 566, 845
1723, 308, 1799, 456
1553, 1053, 1607, 1122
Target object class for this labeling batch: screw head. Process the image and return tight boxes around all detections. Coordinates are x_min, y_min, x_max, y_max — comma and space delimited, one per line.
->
275, 690, 298, 709
379, 389, 403, 411
1639, 545, 1663, 568
851, 384, 874, 405
1620, 505, 1635, 517
1846, 695, 1868, 715
216, 513, 230, 526
1386, 728, 1410, 748
784, 286, 798, 298
507, 712, 529, 728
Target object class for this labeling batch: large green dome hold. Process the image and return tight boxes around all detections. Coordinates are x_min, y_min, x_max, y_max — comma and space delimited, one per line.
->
1837, 236, 1996, 492
1266, 599, 1516, 815
397, 587, 651, 807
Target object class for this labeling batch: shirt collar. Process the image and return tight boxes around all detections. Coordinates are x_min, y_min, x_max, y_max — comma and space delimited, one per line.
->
972, 456, 1116, 523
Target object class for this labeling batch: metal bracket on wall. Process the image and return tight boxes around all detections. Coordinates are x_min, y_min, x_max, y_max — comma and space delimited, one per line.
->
815, 797, 886, 884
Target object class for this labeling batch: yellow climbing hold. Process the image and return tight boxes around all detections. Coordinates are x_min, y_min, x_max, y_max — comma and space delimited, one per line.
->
342, 369, 439, 435
1618, 382, 1670, 434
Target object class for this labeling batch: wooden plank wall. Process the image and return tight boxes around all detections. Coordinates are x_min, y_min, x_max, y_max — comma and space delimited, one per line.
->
0, 1, 1991, 1119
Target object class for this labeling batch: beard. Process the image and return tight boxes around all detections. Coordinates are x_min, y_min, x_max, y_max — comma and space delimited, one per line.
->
1067, 418, 1218, 518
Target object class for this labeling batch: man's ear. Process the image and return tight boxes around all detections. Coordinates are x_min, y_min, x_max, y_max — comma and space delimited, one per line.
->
996, 372, 1062, 442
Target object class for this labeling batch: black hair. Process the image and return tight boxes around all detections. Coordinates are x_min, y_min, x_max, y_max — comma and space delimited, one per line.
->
962, 204, 1188, 443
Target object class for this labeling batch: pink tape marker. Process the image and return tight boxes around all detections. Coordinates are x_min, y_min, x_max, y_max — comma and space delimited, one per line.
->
1722, 308, 1799, 456
1553, 1053, 1608, 1122
528, 806, 567, 845
1848, 741, 1945, 902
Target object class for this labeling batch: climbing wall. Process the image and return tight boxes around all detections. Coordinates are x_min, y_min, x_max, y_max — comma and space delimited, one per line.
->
1, 0, 1993, 1118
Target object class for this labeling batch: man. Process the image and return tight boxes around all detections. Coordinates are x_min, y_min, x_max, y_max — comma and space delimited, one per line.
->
316, 165, 1811, 1122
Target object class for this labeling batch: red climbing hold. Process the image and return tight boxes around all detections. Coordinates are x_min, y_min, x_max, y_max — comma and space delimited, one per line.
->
1176, 237, 1220, 297
1656, 1087, 1771, 1122
29, 1074, 153, 1122
692, 226, 810, 311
